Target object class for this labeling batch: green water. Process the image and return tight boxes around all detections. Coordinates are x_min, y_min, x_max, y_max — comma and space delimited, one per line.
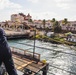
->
8, 39, 76, 75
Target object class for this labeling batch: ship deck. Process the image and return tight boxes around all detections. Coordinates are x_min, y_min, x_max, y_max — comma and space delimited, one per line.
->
11, 46, 48, 75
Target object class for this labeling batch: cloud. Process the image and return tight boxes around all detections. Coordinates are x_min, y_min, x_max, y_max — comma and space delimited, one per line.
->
0, 0, 22, 21
0, 0, 22, 10
27, 0, 39, 3
54, 0, 73, 9
26, 11, 60, 20
0, 0, 76, 21
57, 3, 70, 9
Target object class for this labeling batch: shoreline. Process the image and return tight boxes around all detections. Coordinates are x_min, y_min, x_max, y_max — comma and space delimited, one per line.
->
8, 37, 76, 46
5, 30, 76, 46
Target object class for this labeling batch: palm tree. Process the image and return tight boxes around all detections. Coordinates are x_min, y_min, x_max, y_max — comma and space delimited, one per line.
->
51, 18, 56, 22
62, 18, 68, 24
28, 19, 33, 23
51, 18, 56, 31
5, 21, 8, 29
42, 19, 46, 30
53, 21, 62, 33
53, 21, 59, 27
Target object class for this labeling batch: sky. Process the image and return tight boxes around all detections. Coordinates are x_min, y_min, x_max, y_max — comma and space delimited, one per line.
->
0, 0, 76, 21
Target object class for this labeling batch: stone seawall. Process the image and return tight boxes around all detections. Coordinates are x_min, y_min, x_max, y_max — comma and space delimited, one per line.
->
5, 30, 30, 39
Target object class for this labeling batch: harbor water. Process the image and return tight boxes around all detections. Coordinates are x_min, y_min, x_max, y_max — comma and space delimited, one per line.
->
8, 39, 76, 75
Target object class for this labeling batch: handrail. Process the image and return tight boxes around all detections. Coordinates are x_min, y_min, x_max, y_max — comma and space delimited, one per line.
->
10, 46, 40, 61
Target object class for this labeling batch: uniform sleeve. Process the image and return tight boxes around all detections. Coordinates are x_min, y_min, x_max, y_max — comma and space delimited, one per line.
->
0, 28, 7, 43
0, 28, 6, 36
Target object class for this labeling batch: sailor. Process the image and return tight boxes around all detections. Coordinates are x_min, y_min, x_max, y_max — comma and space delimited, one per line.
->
0, 28, 17, 75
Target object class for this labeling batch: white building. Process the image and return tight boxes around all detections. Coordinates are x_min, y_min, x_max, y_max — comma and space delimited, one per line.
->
47, 32, 54, 37
67, 34, 76, 43
60, 21, 76, 32
45, 21, 53, 29
11, 13, 32, 23
34, 20, 42, 28
11, 14, 24, 23
33, 20, 53, 29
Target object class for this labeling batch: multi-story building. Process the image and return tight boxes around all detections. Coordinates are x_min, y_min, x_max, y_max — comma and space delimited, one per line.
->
25, 13, 32, 20
34, 20, 42, 28
60, 21, 76, 32
67, 34, 76, 43
11, 13, 32, 23
11, 14, 24, 23
45, 20, 53, 29
0, 22, 5, 27
33, 20, 53, 29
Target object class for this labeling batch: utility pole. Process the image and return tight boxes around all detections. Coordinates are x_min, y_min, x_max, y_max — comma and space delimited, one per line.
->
33, 26, 36, 58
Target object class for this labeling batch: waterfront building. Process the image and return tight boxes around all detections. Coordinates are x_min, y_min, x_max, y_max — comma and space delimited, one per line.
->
45, 20, 53, 29
46, 32, 54, 37
67, 34, 76, 42
60, 21, 76, 32
34, 20, 43, 28
0, 22, 5, 28
11, 13, 32, 23
33, 20, 53, 29
25, 13, 32, 20
0, 13, 76, 33
11, 14, 24, 23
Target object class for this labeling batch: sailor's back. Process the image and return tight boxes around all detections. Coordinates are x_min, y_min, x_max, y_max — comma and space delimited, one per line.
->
0, 28, 17, 75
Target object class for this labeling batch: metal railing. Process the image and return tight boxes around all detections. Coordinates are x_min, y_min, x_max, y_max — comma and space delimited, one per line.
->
10, 46, 40, 61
